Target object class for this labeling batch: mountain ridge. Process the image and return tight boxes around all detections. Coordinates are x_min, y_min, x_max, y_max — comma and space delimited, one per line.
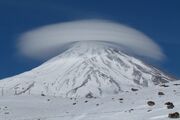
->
0, 42, 175, 98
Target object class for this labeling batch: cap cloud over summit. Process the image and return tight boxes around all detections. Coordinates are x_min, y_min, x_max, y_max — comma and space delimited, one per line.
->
18, 19, 164, 60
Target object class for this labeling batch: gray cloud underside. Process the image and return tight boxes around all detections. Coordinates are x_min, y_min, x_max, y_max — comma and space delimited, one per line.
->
18, 19, 164, 60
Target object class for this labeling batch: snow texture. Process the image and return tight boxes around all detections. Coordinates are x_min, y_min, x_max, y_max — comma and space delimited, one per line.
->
0, 42, 175, 98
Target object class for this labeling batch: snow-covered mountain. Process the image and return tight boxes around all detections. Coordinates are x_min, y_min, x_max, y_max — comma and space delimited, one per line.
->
0, 42, 175, 98
1, 80, 180, 120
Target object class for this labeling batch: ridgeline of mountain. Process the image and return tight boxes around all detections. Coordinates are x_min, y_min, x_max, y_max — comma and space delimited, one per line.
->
0, 42, 175, 98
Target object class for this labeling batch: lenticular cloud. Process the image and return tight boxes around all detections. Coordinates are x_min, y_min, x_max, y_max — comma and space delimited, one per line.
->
18, 19, 164, 60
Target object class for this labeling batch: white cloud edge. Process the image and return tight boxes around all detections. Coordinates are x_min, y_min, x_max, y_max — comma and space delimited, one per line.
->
17, 19, 165, 60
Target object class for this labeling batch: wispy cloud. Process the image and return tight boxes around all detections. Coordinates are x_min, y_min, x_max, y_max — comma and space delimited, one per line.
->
18, 19, 164, 60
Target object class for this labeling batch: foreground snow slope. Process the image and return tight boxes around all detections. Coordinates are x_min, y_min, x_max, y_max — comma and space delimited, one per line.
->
0, 42, 175, 98
0, 80, 180, 120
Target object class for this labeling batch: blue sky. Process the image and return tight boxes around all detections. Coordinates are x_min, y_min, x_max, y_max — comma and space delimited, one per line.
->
0, 0, 180, 79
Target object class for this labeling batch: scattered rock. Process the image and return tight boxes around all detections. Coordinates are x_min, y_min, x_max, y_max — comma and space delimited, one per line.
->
168, 112, 180, 118
160, 84, 169, 87
73, 103, 76, 105
41, 93, 45, 96
96, 104, 99, 106
147, 110, 152, 112
165, 102, 174, 109
84, 100, 88, 103
128, 109, 134, 113
131, 88, 138, 92
119, 98, 123, 101
147, 101, 155, 106
158, 92, 165, 96
86, 93, 94, 98
174, 83, 180, 86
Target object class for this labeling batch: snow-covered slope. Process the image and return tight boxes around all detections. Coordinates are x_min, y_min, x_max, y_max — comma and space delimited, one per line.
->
0, 42, 175, 98
0, 80, 180, 120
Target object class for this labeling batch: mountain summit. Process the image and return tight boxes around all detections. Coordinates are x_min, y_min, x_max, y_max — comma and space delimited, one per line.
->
0, 42, 175, 98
